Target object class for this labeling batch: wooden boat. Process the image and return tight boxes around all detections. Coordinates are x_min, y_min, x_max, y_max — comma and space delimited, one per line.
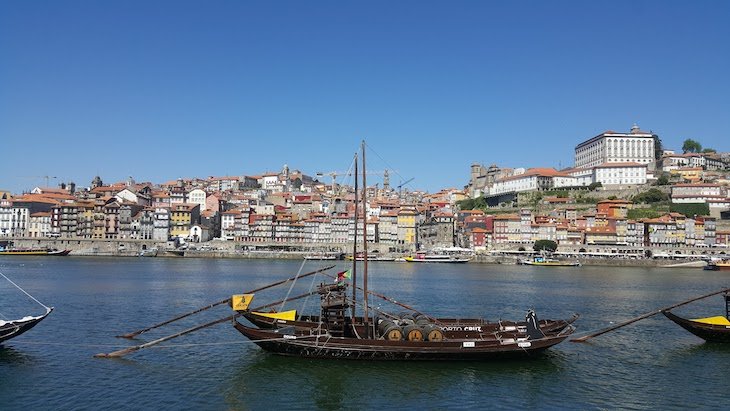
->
233, 283, 574, 360
1, 307, 53, 343
232, 142, 575, 360
242, 309, 579, 337
662, 293, 730, 343
519, 256, 581, 267
0, 248, 70, 256
0, 273, 53, 344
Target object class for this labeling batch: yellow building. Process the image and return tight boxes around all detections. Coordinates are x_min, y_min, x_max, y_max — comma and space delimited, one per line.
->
397, 207, 418, 248
170, 203, 201, 238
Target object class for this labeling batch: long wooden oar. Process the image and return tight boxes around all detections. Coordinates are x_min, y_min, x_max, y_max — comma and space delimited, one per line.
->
571, 287, 730, 343
96, 314, 239, 358
117, 264, 335, 338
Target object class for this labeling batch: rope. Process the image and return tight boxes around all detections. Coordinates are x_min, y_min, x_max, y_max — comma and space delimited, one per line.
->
0, 271, 50, 311
279, 259, 306, 312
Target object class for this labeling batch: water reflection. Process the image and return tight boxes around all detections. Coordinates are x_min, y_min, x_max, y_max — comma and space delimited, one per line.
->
225, 349, 568, 410
0, 345, 34, 365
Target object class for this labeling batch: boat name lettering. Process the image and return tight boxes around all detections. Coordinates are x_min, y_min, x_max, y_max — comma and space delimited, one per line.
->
442, 326, 482, 332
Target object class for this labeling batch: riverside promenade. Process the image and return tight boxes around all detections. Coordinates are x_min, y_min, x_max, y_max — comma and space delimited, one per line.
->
2, 237, 722, 267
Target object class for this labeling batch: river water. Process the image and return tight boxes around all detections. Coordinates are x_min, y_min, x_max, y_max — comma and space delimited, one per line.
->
1, 256, 729, 410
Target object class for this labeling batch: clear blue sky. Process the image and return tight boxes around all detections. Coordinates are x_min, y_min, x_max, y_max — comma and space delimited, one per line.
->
1, 1, 728, 194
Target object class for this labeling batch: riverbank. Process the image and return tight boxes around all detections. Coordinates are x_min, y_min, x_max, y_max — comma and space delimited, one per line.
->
1, 237, 719, 268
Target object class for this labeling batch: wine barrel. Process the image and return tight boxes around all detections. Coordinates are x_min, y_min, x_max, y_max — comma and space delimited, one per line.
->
382, 324, 403, 341
422, 324, 444, 342
377, 319, 396, 335
403, 324, 424, 341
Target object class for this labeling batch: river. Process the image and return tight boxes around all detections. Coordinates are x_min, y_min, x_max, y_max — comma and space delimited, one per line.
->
1, 256, 729, 410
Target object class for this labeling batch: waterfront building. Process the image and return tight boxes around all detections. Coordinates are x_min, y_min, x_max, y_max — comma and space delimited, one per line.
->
377, 211, 399, 245
574, 124, 656, 170
169, 203, 200, 239
28, 212, 52, 238
397, 206, 418, 248
492, 214, 521, 244
249, 214, 274, 242
152, 207, 170, 241
417, 212, 455, 250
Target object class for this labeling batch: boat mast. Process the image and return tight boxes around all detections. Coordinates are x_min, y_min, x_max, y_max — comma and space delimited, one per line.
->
361, 140, 370, 335
351, 152, 358, 320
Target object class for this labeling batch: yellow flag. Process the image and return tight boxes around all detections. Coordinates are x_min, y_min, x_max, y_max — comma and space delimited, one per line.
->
231, 294, 254, 311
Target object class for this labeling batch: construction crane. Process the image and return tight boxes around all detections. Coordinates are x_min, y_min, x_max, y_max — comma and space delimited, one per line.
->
397, 177, 415, 198
21, 175, 58, 187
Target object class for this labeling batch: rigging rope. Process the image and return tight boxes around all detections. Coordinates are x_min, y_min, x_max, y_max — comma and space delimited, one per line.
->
279, 259, 306, 312
0, 271, 50, 311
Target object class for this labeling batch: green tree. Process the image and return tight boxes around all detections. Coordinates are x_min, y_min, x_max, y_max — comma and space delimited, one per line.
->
653, 134, 663, 161
682, 139, 702, 153
533, 240, 558, 253
632, 188, 668, 204
702, 148, 716, 153
655, 174, 670, 186
670, 203, 710, 217
627, 208, 661, 220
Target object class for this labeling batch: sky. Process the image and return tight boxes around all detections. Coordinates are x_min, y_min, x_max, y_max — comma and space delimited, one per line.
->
1, 1, 729, 194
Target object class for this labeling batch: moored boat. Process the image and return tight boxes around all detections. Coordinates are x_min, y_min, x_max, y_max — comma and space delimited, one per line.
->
519, 256, 581, 267
0, 247, 70, 256
231, 142, 575, 361
138, 248, 158, 257
403, 252, 471, 263
0, 272, 53, 344
703, 259, 730, 271
662, 293, 730, 343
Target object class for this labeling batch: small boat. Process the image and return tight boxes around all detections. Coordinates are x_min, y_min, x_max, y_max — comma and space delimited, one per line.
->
138, 248, 158, 257
662, 293, 730, 343
519, 256, 581, 267
403, 252, 471, 263
0, 273, 53, 344
703, 259, 730, 271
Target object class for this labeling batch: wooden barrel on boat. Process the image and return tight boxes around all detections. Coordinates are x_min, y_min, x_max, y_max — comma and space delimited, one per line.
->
377, 319, 403, 340
422, 324, 444, 342
403, 324, 424, 341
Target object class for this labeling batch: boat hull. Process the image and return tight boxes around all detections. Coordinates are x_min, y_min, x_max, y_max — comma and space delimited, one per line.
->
242, 311, 579, 338
0, 249, 70, 256
234, 321, 573, 361
662, 310, 730, 343
0, 308, 53, 343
